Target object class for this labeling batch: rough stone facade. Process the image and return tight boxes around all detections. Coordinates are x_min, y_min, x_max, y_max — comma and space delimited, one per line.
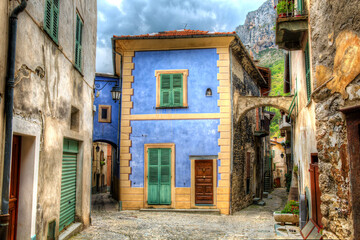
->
0, 1, 97, 239
231, 53, 261, 212
310, 1, 360, 239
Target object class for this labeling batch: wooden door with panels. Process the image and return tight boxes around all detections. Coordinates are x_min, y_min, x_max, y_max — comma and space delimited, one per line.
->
8, 136, 21, 240
195, 160, 213, 204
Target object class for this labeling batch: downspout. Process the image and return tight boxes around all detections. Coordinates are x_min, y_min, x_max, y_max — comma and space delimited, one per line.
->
229, 46, 233, 215
0, 0, 27, 237
111, 39, 123, 209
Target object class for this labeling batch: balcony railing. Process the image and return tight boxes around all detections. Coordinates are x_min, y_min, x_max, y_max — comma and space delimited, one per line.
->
275, 0, 308, 50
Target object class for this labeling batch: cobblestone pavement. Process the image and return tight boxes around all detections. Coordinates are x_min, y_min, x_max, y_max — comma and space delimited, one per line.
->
72, 188, 300, 239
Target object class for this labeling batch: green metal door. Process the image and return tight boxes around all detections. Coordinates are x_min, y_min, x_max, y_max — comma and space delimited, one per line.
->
59, 139, 78, 232
148, 148, 171, 205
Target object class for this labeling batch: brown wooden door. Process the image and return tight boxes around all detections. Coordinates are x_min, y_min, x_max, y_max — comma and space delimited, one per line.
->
9, 136, 21, 240
310, 154, 323, 228
195, 160, 213, 204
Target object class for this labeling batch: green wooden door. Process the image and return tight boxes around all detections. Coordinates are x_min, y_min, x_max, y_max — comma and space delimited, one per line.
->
59, 139, 78, 232
148, 148, 171, 205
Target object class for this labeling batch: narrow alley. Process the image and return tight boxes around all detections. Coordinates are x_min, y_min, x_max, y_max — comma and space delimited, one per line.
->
72, 189, 300, 239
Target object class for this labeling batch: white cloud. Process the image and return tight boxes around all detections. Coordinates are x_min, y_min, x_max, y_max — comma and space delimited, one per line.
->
98, 11, 106, 22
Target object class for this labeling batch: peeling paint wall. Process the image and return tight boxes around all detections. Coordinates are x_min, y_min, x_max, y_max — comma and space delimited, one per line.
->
310, 0, 360, 238
0, 0, 97, 239
231, 53, 261, 212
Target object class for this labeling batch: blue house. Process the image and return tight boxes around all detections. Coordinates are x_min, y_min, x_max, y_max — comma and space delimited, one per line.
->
111, 30, 268, 214
93, 73, 121, 199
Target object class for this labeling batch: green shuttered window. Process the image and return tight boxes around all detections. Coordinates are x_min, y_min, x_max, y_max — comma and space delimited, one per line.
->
148, 148, 171, 205
305, 43, 311, 102
160, 74, 183, 107
44, 0, 59, 43
75, 13, 83, 71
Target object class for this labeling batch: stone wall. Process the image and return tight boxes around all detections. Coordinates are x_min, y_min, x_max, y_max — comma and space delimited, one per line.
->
231, 53, 261, 212
310, 0, 360, 239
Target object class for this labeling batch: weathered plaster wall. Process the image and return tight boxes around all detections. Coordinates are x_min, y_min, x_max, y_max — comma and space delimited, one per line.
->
129, 119, 220, 187
3, 0, 97, 238
131, 49, 220, 114
310, 1, 360, 238
231, 52, 261, 212
93, 76, 120, 146
92, 142, 108, 191
289, 48, 317, 214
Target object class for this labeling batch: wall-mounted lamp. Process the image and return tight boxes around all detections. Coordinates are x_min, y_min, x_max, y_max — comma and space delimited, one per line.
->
281, 153, 284, 158
206, 88, 212, 97
111, 84, 122, 102
96, 144, 100, 152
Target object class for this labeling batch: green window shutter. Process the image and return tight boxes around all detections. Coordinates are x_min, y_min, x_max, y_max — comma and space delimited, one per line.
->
305, 43, 311, 102
52, 0, 59, 42
298, 0, 303, 13
159, 148, 171, 204
172, 74, 183, 106
147, 148, 171, 205
160, 74, 171, 107
44, 0, 59, 43
44, 0, 52, 34
75, 14, 83, 70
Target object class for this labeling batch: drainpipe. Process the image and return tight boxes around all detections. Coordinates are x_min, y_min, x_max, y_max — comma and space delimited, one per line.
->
0, 0, 28, 238
111, 38, 123, 209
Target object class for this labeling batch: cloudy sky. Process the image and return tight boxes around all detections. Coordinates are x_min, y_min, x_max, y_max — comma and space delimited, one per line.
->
96, 0, 267, 74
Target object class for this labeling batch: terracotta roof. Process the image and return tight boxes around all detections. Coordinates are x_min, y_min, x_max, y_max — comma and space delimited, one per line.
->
114, 29, 236, 39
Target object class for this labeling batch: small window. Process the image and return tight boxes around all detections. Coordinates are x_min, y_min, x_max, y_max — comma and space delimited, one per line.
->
98, 105, 111, 123
44, 0, 59, 43
70, 106, 79, 131
75, 12, 83, 71
155, 70, 188, 108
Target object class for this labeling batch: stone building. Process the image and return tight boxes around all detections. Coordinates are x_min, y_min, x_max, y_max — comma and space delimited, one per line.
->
275, 0, 360, 238
112, 29, 270, 214
271, 138, 287, 188
0, 0, 97, 239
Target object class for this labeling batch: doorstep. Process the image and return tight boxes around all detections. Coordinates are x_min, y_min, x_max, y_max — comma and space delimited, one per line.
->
59, 222, 82, 240
139, 208, 221, 215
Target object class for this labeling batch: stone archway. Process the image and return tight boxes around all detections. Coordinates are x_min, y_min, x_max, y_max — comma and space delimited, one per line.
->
233, 95, 294, 122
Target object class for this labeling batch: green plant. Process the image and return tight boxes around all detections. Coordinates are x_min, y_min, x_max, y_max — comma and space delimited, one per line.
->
100, 160, 105, 166
276, 1, 295, 15
293, 165, 298, 175
281, 200, 299, 215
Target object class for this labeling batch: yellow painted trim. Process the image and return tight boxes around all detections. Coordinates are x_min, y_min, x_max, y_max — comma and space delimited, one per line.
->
114, 37, 235, 53
144, 143, 176, 209
155, 69, 189, 108
190, 159, 217, 209
123, 113, 221, 121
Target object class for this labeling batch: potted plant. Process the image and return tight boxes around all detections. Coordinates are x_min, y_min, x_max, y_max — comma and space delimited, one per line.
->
275, 1, 295, 18
100, 160, 106, 166
274, 200, 299, 225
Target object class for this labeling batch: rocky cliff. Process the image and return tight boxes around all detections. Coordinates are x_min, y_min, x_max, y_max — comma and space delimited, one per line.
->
235, 0, 276, 54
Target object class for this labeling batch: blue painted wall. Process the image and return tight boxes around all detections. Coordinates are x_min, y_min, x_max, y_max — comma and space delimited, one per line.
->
93, 75, 120, 147
129, 120, 220, 187
131, 49, 220, 114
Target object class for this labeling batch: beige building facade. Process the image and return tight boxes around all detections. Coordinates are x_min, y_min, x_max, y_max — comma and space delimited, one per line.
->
271, 138, 286, 188
0, 1, 97, 239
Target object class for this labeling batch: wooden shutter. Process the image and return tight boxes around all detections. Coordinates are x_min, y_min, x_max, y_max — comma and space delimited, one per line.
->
148, 148, 159, 204
160, 74, 171, 107
172, 74, 183, 106
44, 0, 59, 43
305, 43, 311, 102
44, 0, 52, 34
298, 0, 303, 14
60, 139, 78, 232
159, 148, 171, 204
52, 0, 59, 42
75, 14, 83, 70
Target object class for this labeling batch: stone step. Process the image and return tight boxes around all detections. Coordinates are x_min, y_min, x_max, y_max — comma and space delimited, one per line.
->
253, 197, 261, 204
139, 208, 221, 215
